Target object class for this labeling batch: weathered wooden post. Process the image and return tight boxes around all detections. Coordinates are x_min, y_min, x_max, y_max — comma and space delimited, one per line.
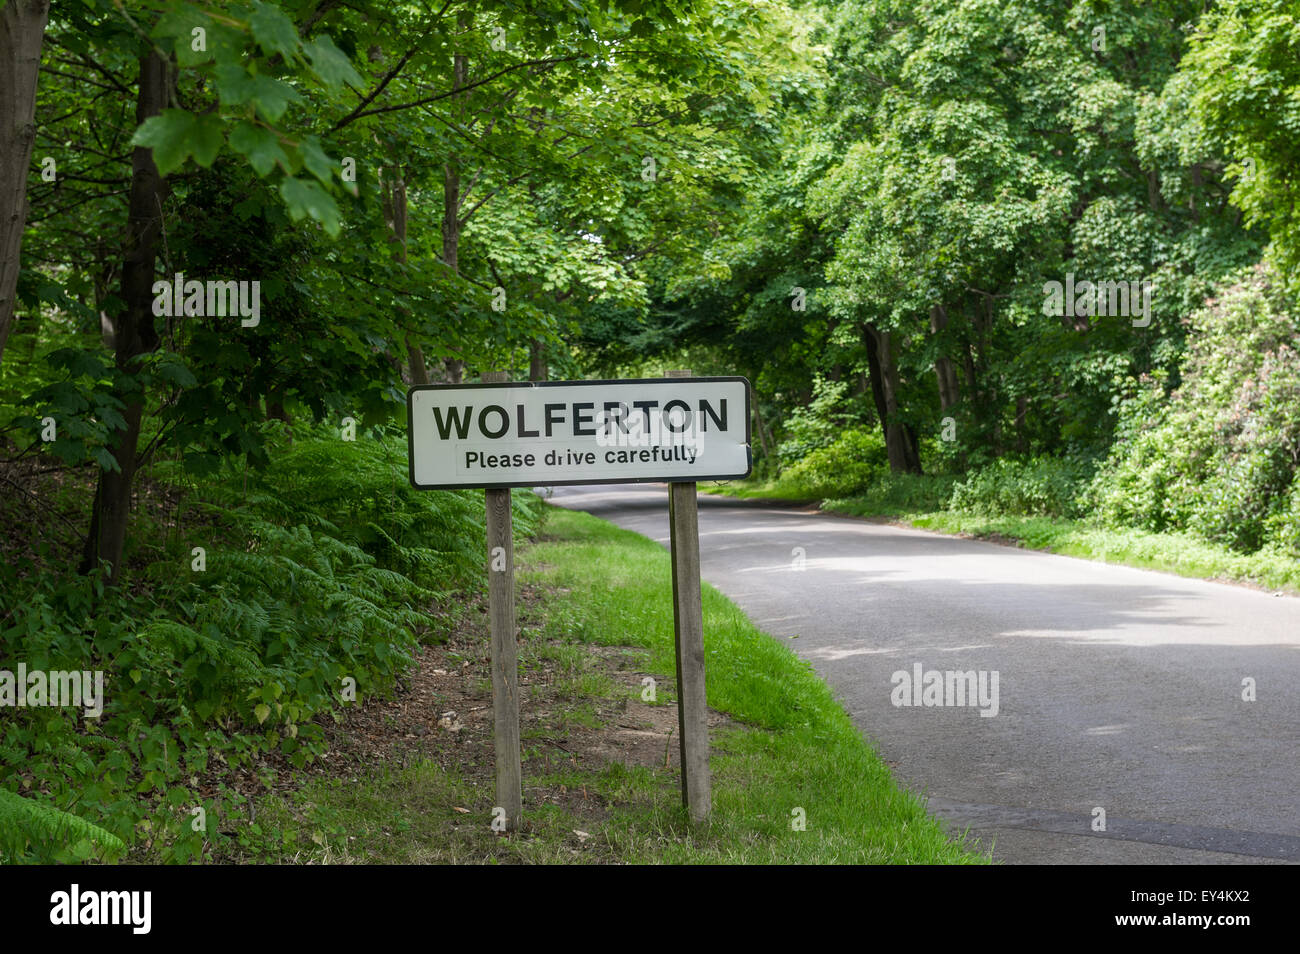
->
483, 369, 522, 832
665, 368, 711, 825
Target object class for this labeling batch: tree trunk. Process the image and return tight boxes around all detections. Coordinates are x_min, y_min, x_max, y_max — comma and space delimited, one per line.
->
440, 150, 462, 384
751, 387, 773, 460
528, 338, 547, 381
971, 293, 1000, 453
266, 384, 290, 424
440, 142, 462, 386
95, 237, 117, 350
441, 11, 470, 387
444, 155, 465, 382
1015, 395, 1029, 454
79, 52, 169, 584
860, 323, 889, 430
903, 422, 922, 473
407, 337, 429, 384
930, 303, 959, 411
957, 299, 983, 435
861, 322, 922, 475
0, 0, 50, 367
380, 164, 428, 385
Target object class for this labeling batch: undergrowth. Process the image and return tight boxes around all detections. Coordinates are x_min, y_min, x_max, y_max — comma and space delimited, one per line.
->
0, 424, 538, 863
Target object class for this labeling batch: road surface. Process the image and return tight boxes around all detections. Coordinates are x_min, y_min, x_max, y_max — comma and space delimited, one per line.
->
546, 482, 1300, 864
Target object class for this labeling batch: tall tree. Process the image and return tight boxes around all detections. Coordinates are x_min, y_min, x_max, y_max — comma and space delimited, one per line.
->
79, 50, 168, 582
0, 0, 51, 365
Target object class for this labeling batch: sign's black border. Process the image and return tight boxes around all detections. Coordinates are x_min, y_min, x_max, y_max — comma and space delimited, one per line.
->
406, 376, 753, 490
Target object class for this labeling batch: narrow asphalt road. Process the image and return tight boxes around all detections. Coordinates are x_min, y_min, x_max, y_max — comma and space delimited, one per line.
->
546, 482, 1300, 864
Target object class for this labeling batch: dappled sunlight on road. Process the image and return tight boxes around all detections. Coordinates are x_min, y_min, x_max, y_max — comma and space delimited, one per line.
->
549, 482, 1300, 861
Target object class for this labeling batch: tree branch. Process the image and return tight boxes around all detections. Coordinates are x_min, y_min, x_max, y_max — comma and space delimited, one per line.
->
333, 54, 586, 129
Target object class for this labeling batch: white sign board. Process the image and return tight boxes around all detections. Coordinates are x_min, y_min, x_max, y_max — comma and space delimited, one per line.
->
407, 377, 752, 489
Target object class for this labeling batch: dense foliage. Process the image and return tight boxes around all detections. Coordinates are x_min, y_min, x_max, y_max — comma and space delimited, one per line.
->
1088, 264, 1300, 555
1, 430, 538, 861
597, 0, 1298, 563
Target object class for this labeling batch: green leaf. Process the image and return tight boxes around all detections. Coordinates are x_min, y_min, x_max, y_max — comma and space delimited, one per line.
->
214, 66, 302, 122
91, 446, 119, 473
131, 109, 198, 176
254, 703, 271, 724
302, 35, 362, 90
153, 354, 198, 388
229, 120, 290, 176
153, 7, 216, 67
298, 136, 334, 186
190, 113, 225, 167
279, 176, 341, 235
249, 1, 300, 59
0, 790, 126, 863
213, 62, 253, 105
247, 75, 302, 122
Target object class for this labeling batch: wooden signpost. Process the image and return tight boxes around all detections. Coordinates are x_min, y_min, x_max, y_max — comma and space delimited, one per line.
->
482, 370, 522, 832
664, 369, 711, 824
408, 371, 751, 829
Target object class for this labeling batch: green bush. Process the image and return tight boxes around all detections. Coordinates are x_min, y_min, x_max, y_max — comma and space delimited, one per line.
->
1088, 264, 1300, 552
777, 427, 888, 497
1264, 472, 1300, 556
824, 472, 960, 514
775, 376, 862, 466
949, 456, 1095, 518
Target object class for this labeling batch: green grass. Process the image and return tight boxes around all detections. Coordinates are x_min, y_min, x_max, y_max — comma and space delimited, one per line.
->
238, 760, 617, 865
702, 477, 816, 501
241, 504, 985, 865
521, 507, 983, 863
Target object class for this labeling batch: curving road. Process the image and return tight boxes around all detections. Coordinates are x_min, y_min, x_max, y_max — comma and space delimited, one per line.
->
546, 482, 1300, 865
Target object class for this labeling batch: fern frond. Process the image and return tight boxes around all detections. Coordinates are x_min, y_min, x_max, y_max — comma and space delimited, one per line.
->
0, 788, 125, 863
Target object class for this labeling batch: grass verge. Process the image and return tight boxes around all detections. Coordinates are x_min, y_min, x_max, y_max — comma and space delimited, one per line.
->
240, 504, 984, 864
